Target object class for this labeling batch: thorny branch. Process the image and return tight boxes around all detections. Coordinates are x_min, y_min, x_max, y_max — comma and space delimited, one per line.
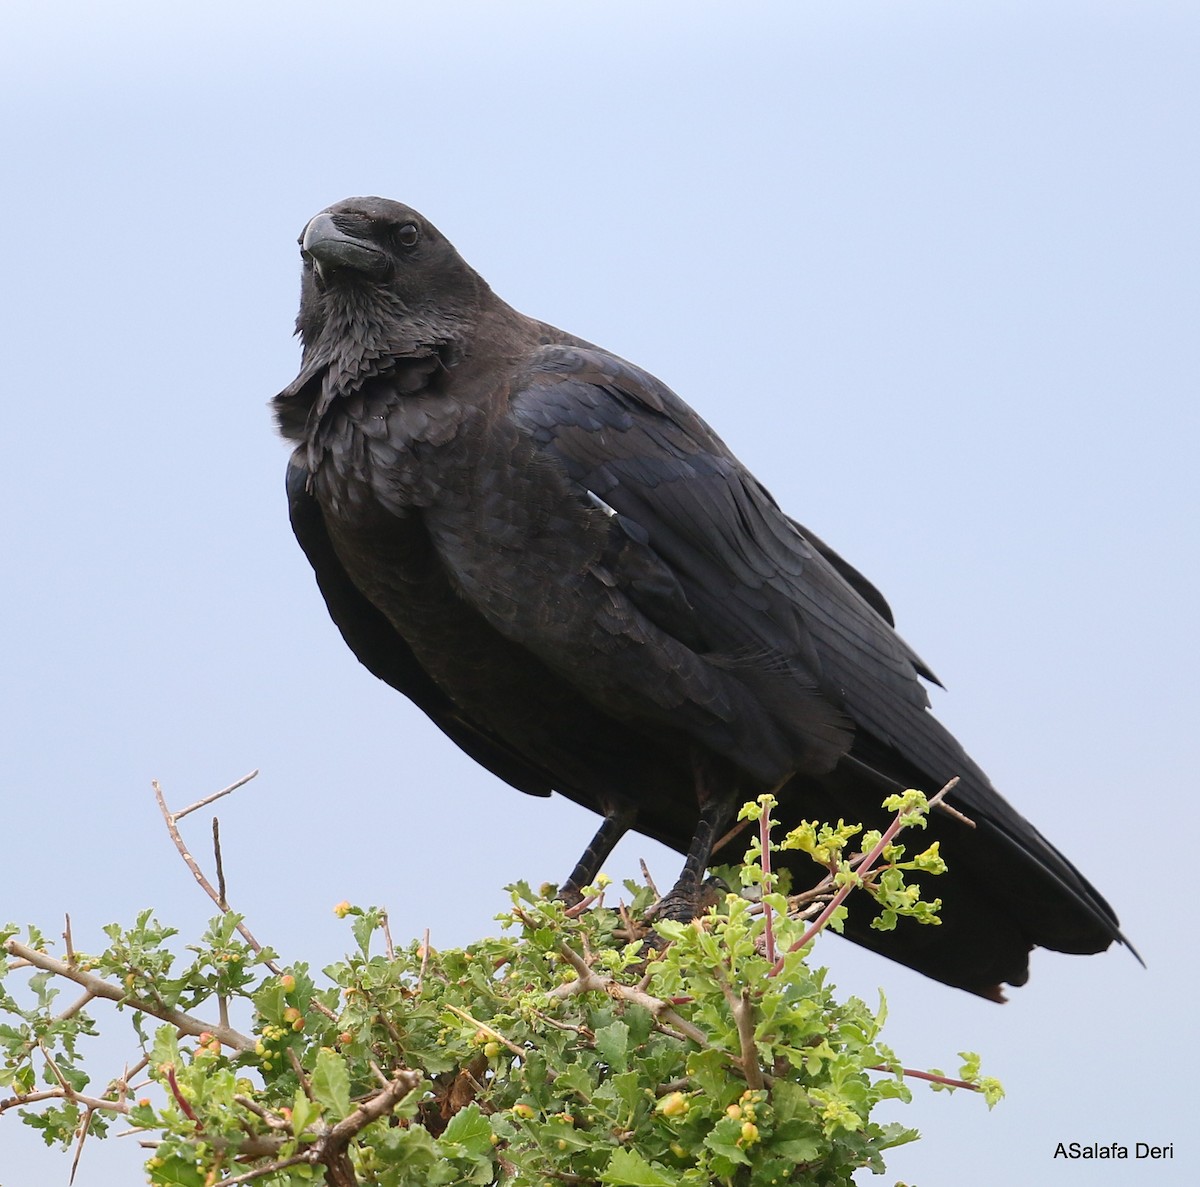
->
155, 778, 338, 1023
154, 776, 278, 973
548, 933, 707, 1047
713, 961, 765, 1091
0, 1087, 132, 1118
200, 1069, 426, 1187
1, 938, 255, 1053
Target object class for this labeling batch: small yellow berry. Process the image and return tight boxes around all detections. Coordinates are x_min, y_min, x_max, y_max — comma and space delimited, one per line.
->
657, 1091, 689, 1118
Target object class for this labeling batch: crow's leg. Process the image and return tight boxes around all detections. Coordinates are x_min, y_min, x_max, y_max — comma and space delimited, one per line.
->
648, 759, 740, 923
559, 800, 637, 905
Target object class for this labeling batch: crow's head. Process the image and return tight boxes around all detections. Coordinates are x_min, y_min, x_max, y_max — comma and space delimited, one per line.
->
294, 197, 488, 352
281, 198, 492, 413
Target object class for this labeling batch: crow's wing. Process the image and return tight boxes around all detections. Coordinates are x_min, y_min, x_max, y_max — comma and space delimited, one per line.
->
493, 345, 950, 778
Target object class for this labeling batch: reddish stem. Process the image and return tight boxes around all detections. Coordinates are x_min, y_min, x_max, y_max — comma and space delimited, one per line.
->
768, 779, 958, 977
759, 803, 776, 965
164, 1064, 200, 1128
869, 1064, 981, 1092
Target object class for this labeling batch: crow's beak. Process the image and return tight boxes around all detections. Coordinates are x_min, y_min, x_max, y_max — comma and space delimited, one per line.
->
302, 213, 390, 281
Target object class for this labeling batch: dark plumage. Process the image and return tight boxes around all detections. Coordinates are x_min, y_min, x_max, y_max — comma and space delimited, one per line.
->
275, 196, 1130, 999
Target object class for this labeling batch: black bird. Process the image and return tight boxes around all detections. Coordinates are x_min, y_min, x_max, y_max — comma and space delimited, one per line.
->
275, 196, 1127, 1000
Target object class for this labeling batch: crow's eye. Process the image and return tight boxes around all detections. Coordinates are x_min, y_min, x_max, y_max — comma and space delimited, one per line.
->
397, 222, 420, 247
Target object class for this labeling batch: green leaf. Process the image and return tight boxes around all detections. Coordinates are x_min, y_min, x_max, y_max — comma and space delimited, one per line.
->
291, 1087, 316, 1137
770, 1079, 810, 1126
440, 1103, 493, 1158
594, 1020, 629, 1072
609, 1069, 645, 1119
687, 1047, 736, 1102
704, 1115, 752, 1168
150, 1025, 181, 1071
150, 1151, 206, 1187
601, 1147, 677, 1187
772, 1127, 822, 1162
310, 1048, 351, 1119
254, 979, 286, 1024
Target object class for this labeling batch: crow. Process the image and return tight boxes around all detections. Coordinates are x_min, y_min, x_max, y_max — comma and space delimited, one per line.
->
274, 196, 1129, 999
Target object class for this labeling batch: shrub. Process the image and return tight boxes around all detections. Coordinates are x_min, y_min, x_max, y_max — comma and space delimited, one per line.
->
1, 783, 999, 1185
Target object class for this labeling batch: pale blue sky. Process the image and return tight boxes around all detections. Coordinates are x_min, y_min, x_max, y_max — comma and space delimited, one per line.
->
2, 3, 1196, 1184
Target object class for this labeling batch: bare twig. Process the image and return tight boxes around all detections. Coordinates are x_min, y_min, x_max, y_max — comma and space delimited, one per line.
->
0, 1088, 132, 1117
443, 1004, 528, 1061
287, 1048, 314, 1100
211, 818, 232, 1033
933, 798, 976, 827
638, 860, 659, 899
57, 991, 96, 1022
173, 770, 259, 822
161, 780, 341, 1025
68, 1107, 93, 1186
216, 1152, 311, 1185
527, 1008, 595, 1039
39, 1043, 73, 1094
712, 815, 753, 858
3, 938, 254, 1053
786, 874, 838, 911
69, 1120, 89, 1184
416, 929, 431, 994
213, 818, 227, 910
232, 1094, 288, 1128
121, 1055, 151, 1090
153, 781, 279, 973
381, 911, 395, 962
